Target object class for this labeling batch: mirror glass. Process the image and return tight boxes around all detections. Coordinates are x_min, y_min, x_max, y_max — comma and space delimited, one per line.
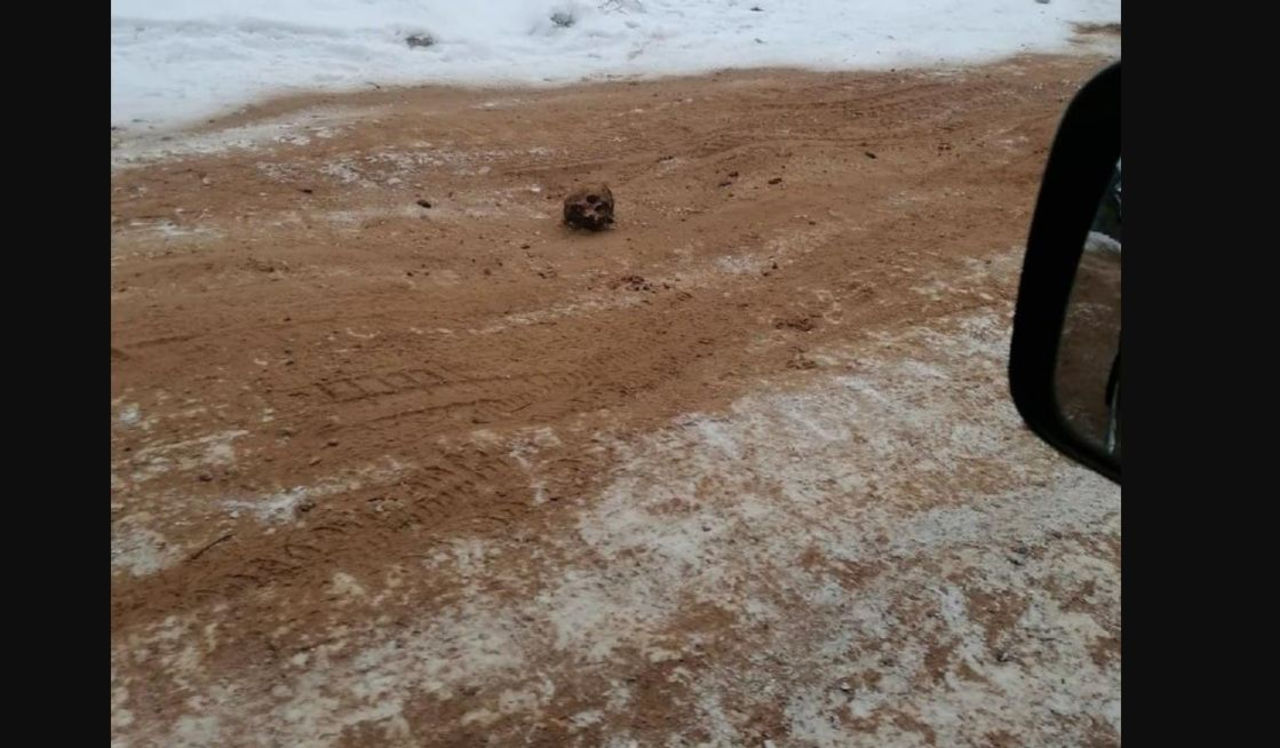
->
1055, 160, 1121, 459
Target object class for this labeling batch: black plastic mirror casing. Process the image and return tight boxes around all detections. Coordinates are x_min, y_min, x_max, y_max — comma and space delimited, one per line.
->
1010, 61, 1120, 484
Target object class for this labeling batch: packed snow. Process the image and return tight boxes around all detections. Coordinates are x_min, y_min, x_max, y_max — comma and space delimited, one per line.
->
112, 0, 1120, 129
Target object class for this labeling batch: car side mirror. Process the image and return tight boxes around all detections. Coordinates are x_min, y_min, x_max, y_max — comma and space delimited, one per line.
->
1010, 62, 1120, 483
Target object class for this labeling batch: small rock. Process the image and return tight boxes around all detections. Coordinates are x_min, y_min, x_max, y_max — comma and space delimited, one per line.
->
839, 682, 851, 692
727, 171, 740, 178
198, 472, 213, 482
750, 5, 763, 10
768, 177, 783, 185
864, 151, 877, 159
298, 188, 313, 194
406, 34, 434, 49
416, 199, 432, 208
297, 499, 316, 513
327, 439, 339, 447
309, 456, 322, 466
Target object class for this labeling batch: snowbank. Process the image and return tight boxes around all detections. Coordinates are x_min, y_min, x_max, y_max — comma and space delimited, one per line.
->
112, 0, 1121, 129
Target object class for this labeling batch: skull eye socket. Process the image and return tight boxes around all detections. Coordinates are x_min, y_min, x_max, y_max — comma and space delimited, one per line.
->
585, 194, 600, 204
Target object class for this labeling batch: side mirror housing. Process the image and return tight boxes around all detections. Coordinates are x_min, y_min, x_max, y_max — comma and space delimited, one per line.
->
1010, 62, 1120, 483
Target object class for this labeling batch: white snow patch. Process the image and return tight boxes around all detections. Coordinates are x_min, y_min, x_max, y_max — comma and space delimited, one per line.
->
122, 429, 249, 483
224, 458, 414, 523
112, 0, 1121, 130
1085, 230, 1121, 254
118, 403, 142, 426
112, 516, 182, 577
111, 106, 383, 168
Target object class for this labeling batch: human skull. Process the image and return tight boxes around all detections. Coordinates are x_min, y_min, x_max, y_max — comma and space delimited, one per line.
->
563, 184, 615, 231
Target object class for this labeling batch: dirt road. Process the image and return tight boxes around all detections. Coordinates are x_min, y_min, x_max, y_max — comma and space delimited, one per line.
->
112, 47, 1120, 747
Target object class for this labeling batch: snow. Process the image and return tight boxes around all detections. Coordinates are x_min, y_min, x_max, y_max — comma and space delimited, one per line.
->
112, 0, 1120, 129
1085, 230, 1121, 254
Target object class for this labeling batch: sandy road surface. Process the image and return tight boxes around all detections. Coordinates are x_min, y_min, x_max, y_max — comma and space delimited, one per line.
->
112, 42, 1121, 747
